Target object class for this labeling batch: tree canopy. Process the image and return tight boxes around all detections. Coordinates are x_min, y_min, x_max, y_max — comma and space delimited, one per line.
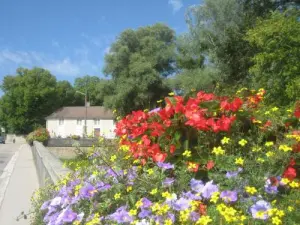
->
0, 68, 80, 134
245, 10, 300, 105
103, 23, 176, 116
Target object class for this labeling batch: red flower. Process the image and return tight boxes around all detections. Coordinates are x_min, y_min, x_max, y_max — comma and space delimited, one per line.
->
187, 162, 199, 172
153, 152, 167, 162
283, 166, 297, 181
169, 145, 176, 154
198, 203, 207, 215
206, 160, 215, 170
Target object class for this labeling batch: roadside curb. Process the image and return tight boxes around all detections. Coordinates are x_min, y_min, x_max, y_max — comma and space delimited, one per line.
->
0, 149, 20, 210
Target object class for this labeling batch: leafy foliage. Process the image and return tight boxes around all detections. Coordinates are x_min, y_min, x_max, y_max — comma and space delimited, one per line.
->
103, 23, 176, 116
245, 10, 300, 105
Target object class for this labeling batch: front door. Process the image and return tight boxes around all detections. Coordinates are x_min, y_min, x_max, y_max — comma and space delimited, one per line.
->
94, 128, 100, 137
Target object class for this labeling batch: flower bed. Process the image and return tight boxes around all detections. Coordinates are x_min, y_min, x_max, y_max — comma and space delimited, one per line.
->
31, 89, 300, 225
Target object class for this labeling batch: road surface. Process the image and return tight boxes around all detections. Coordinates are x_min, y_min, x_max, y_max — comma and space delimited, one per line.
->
0, 143, 20, 179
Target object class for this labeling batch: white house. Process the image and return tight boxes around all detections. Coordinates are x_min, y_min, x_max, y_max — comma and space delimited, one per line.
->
46, 106, 115, 139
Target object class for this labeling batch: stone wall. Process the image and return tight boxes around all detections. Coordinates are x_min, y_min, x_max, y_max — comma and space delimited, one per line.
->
31, 141, 72, 187
47, 138, 98, 147
47, 147, 89, 159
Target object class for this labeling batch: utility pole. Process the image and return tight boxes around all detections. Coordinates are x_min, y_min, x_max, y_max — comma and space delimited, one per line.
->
85, 79, 88, 137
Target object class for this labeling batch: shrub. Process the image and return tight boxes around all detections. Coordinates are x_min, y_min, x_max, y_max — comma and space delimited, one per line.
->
31, 89, 300, 225
26, 128, 50, 145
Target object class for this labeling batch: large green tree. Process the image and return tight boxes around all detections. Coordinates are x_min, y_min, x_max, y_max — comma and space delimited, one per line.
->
245, 10, 300, 105
0, 67, 81, 134
103, 23, 176, 115
183, 0, 297, 88
0, 68, 59, 133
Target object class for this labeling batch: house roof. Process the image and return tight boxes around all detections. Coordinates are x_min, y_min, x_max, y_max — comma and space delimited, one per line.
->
45, 106, 114, 120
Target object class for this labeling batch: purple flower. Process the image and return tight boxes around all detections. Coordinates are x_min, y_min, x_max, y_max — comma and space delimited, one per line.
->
138, 209, 152, 218
264, 179, 279, 194
190, 178, 204, 192
173, 197, 191, 211
250, 200, 271, 220
96, 182, 111, 191
76, 212, 84, 222
190, 211, 200, 222
162, 178, 175, 187
149, 107, 161, 114
220, 190, 238, 203
226, 167, 243, 178
50, 197, 62, 207
141, 198, 152, 208
79, 183, 97, 199
201, 181, 219, 199
61, 209, 77, 223
157, 162, 174, 170
41, 200, 50, 210
182, 191, 202, 200
109, 206, 133, 223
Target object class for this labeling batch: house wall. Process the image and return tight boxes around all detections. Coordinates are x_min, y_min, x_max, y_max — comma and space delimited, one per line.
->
46, 119, 115, 139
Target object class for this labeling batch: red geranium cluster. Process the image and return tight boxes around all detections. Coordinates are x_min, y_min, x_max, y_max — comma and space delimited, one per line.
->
115, 91, 263, 163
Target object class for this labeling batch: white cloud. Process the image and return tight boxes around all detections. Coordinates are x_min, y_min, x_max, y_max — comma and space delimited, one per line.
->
0, 49, 32, 64
52, 40, 60, 48
168, 0, 183, 13
44, 58, 81, 76
0, 49, 99, 77
81, 33, 115, 48
103, 46, 110, 54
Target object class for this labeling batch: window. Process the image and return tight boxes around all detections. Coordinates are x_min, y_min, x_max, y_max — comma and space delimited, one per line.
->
59, 119, 64, 125
77, 119, 82, 125
94, 119, 100, 125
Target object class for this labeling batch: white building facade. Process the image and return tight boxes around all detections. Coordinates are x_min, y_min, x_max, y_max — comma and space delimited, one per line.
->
46, 106, 115, 139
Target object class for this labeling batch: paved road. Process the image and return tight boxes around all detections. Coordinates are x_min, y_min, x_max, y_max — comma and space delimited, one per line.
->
0, 143, 20, 183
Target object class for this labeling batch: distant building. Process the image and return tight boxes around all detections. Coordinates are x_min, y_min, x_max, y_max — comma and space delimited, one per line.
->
45, 106, 115, 139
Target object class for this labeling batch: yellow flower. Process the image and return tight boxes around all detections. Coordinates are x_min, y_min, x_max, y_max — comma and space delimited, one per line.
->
179, 210, 190, 222
150, 188, 158, 195
279, 145, 292, 152
114, 193, 121, 200
276, 210, 285, 217
288, 206, 294, 212
271, 216, 282, 225
183, 149, 192, 157
289, 181, 299, 188
257, 157, 265, 163
264, 111, 270, 115
164, 219, 173, 225
196, 215, 212, 225
191, 88, 196, 92
210, 191, 220, 204
162, 191, 171, 199
127, 186, 132, 192
110, 155, 117, 162
168, 92, 175, 96
245, 186, 257, 195
157, 99, 163, 103
212, 146, 225, 155
271, 107, 279, 112
144, 109, 149, 112
221, 137, 230, 145
135, 200, 143, 208
286, 109, 293, 113
147, 168, 154, 175
113, 109, 117, 114
265, 141, 274, 147
129, 209, 137, 216
252, 146, 262, 152
235, 157, 244, 166
253, 119, 262, 124
281, 178, 290, 185
266, 151, 274, 157
238, 139, 247, 146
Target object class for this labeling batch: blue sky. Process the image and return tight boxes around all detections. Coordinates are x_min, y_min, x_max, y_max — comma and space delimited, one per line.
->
0, 0, 200, 85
